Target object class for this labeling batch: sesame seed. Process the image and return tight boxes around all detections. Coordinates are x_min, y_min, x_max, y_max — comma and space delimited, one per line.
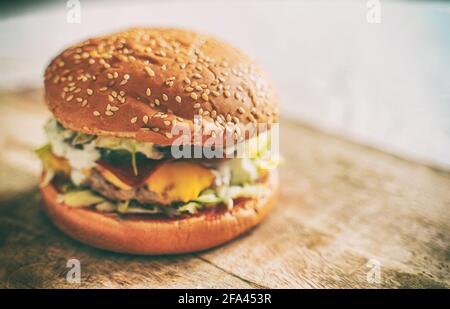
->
154, 99, 160, 106
66, 95, 74, 101
93, 111, 100, 116
165, 132, 173, 138
185, 86, 194, 92
190, 93, 198, 100
201, 93, 209, 101
193, 103, 201, 109
164, 120, 171, 126
87, 88, 93, 95
193, 73, 202, 79
143, 115, 149, 124
146, 88, 152, 96
130, 116, 137, 124
162, 94, 168, 101
108, 95, 114, 102
119, 79, 128, 86
152, 127, 160, 132
105, 110, 114, 116
123, 74, 130, 80
99, 87, 108, 91
212, 90, 220, 97
224, 90, 231, 98
238, 107, 245, 114
82, 100, 88, 107
145, 66, 155, 77
161, 64, 167, 70
175, 96, 182, 103
110, 106, 119, 112
183, 77, 191, 84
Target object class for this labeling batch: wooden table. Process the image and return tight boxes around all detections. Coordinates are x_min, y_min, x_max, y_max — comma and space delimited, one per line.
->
0, 90, 449, 288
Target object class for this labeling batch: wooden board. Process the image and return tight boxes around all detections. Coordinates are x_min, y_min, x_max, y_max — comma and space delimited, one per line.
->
0, 90, 449, 288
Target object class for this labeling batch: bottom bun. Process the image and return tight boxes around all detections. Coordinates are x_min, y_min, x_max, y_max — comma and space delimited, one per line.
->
40, 170, 277, 255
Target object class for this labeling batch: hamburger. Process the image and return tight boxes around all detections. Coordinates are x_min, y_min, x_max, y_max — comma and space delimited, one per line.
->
37, 28, 279, 254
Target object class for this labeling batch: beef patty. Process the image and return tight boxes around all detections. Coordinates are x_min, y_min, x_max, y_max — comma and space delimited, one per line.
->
87, 170, 167, 205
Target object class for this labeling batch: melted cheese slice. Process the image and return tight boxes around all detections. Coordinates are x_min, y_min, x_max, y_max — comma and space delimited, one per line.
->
146, 161, 215, 203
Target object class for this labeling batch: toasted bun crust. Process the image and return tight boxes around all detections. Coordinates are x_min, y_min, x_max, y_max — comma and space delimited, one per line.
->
40, 170, 277, 255
44, 28, 278, 145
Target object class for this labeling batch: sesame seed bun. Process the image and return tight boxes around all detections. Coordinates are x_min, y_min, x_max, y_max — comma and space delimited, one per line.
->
44, 28, 278, 145
40, 170, 278, 255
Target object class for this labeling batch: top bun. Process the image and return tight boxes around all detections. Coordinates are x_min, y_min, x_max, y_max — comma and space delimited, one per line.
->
44, 28, 278, 145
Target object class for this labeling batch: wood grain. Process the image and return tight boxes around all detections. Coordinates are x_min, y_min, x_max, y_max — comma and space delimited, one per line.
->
0, 90, 448, 288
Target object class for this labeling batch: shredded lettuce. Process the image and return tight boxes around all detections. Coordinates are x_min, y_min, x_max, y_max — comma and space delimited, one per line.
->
177, 202, 202, 214
117, 200, 130, 214
94, 136, 163, 160
57, 190, 104, 207
41, 118, 165, 183
95, 201, 116, 212
44, 119, 100, 185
